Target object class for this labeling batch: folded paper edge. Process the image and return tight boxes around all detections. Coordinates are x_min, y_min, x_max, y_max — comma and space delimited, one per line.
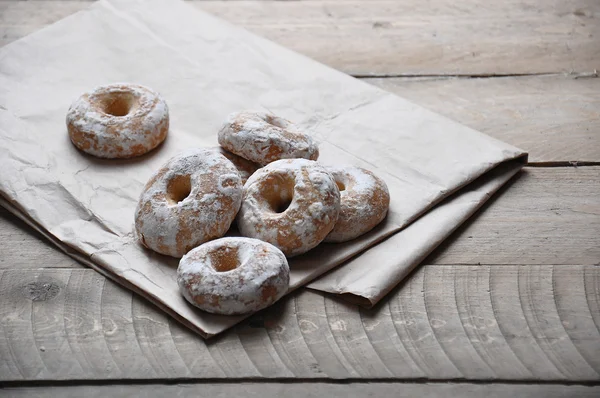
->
0, 0, 530, 338
307, 157, 527, 307
0, 153, 525, 337
0, 196, 213, 339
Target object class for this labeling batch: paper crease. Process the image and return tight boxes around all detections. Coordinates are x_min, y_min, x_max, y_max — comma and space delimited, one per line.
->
0, 0, 527, 337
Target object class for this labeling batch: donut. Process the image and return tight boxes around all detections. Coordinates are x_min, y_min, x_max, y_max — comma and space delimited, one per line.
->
218, 110, 319, 166
237, 159, 340, 257
214, 147, 259, 184
177, 237, 289, 315
66, 83, 168, 158
324, 166, 390, 243
134, 148, 243, 257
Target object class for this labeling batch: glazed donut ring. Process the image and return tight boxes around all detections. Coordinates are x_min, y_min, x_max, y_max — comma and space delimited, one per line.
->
218, 110, 319, 166
214, 147, 259, 185
324, 166, 390, 243
134, 148, 243, 258
237, 159, 340, 257
66, 83, 169, 158
177, 237, 290, 315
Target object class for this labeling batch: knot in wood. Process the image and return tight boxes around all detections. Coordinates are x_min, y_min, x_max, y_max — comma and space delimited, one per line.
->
22, 281, 60, 301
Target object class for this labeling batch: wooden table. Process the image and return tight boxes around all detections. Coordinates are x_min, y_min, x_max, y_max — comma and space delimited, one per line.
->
1, 1, 599, 396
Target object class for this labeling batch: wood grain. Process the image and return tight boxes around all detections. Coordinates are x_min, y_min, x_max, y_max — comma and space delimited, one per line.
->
0, 207, 82, 270
1, 1, 598, 162
1, 0, 598, 76
195, 0, 600, 76
427, 167, 600, 266
366, 75, 600, 163
0, 0, 89, 48
3, 382, 600, 398
1, 265, 599, 381
3, 168, 597, 270
1, 0, 599, 387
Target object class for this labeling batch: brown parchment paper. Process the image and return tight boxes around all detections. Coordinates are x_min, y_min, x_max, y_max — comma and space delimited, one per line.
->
0, 0, 526, 338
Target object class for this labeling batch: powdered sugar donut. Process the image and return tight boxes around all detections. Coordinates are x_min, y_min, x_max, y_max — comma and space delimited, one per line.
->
237, 159, 340, 257
324, 166, 390, 243
177, 237, 289, 315
214, 147, 259, 184
66, 83, 168, 158
135, 148, 243, 257
218, 110, 319, 166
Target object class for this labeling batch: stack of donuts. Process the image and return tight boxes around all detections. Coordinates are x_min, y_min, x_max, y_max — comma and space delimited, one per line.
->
67, 84, 390, 316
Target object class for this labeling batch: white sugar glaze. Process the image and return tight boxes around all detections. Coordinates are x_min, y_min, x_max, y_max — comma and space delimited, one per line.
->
66, 83, 169, 158
178, 237, 289, 315
135, 148, 243, 257
218, 110, 319, 166
324, 165, 390, 243
213, 146, 259, 184
237, 159, 340, 257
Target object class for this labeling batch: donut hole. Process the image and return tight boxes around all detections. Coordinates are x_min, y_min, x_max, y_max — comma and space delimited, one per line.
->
167, 175, 192, 204
272, 196, 292, 213
209, 246, 239, 272
264, 190, 293, 213
260, 174, 295, 214
98, 92, 137, 117
334, 172, 354, 192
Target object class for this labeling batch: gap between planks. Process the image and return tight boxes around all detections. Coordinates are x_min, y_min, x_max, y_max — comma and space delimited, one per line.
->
2, 382, 600, 398
2, 378, 600, 387
351, 72, 597, 79
527, 162, 600, 167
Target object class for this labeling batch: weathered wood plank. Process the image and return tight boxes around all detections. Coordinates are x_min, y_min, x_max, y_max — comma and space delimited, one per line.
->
517, 266, 598, 379
29, 270, 85, 378
366, 75, 600, 163
0, 0, 89, 48
488, 266, 565, 378
423, 266, 496, 379
387, 266, 462, 379
99, 278, 158, 378
1, 0, 598, 76
3, 382, 600, 398
3, 168, 597, 270
555, 267, 600, 374
0, 207, 82, 270
0, 0, 598, 386
1, 265, 598, 381
192, 0, 600, 76
261, 297, 326, 378
1, 2, 598, 163
427, 167, 600, 265
452, 266, 532, 379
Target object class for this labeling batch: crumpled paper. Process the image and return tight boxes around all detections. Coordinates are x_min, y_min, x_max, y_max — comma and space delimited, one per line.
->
0, 0, 526, 337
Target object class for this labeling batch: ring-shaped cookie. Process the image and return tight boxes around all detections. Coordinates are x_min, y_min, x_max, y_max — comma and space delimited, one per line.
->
135, 148, 243, 257
177, 237, 290, 315
66, 83, 168, 158
324, 166, 390, 243
218, 110, 319, 166
237, 159, 340, 257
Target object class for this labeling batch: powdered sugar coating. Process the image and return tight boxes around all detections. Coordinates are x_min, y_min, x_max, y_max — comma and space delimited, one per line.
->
237, 159, 340, 257
214, 147, 259, 184
134, 148, 243, 258
324, 166, 390, 243
177, 237, 289, 315
218, 110, 319, 166
66, 83, 169, 158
